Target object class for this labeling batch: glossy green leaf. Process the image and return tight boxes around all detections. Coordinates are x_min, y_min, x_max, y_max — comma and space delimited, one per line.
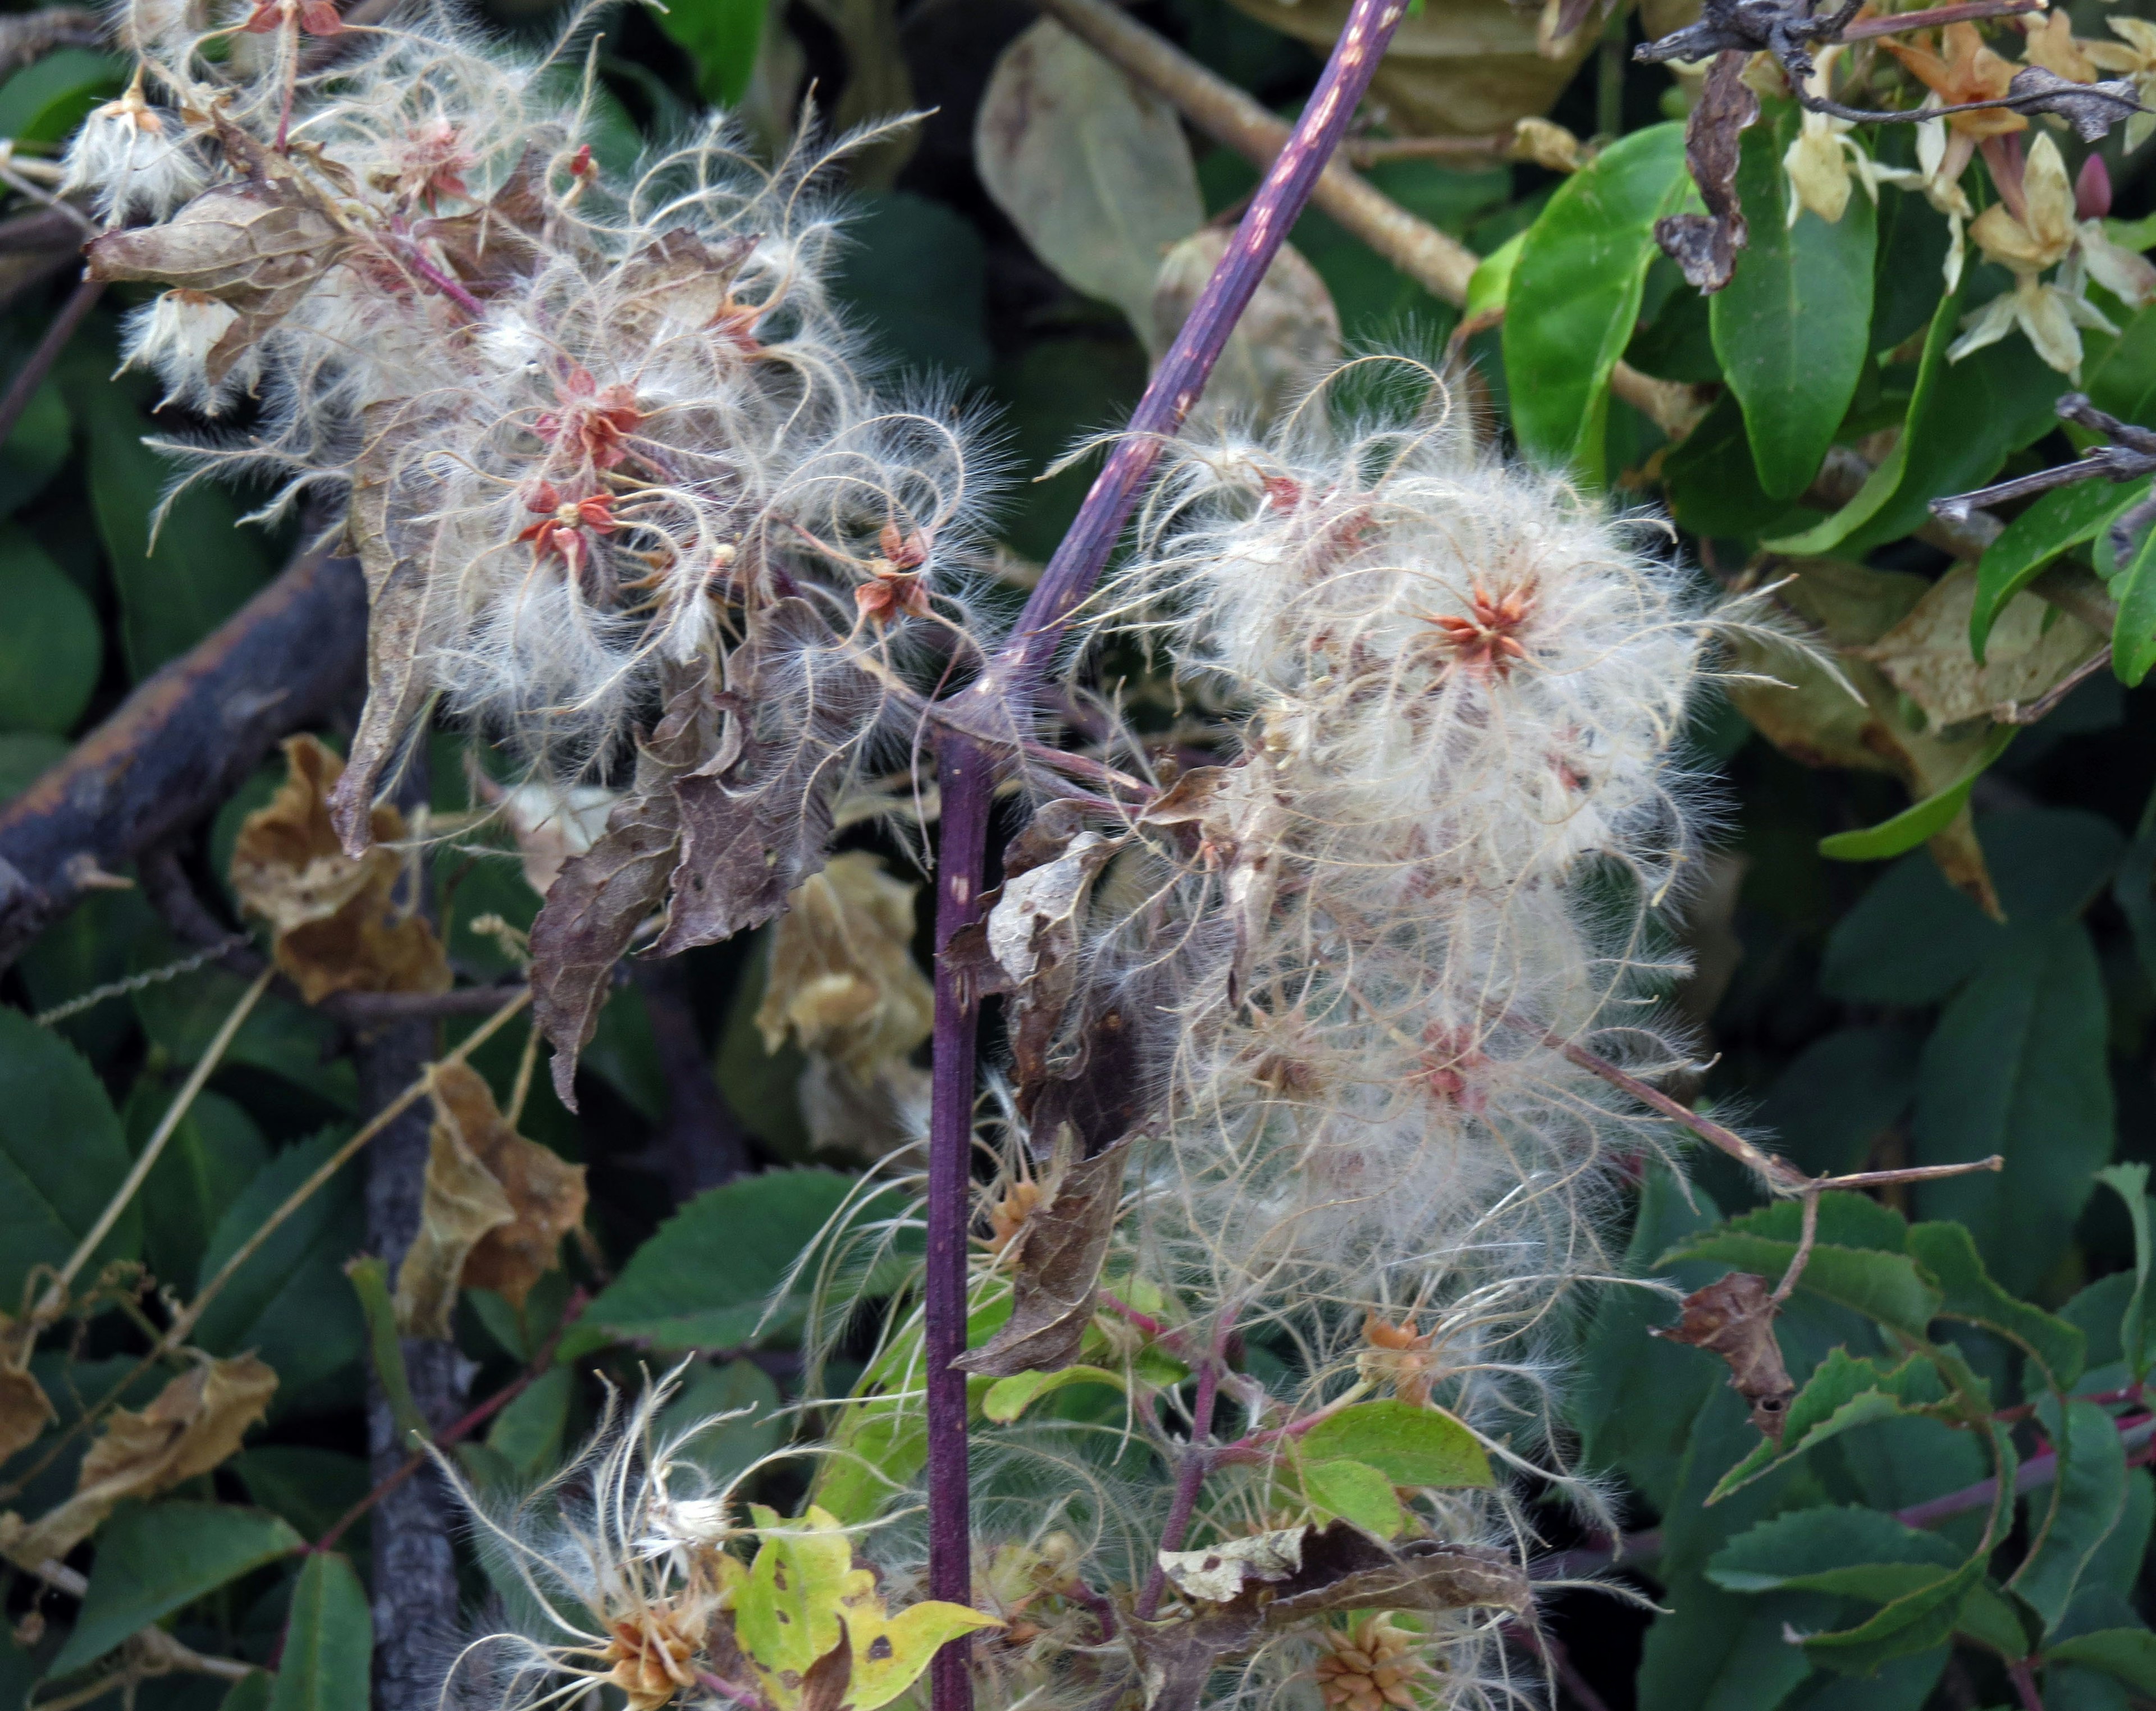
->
1465, 230, 1523, 321
570, 1170, 868, 1354
0, 379, 70, 519
52, 1502, 303, 1673
2096, 1164, 2152, 1383
1756, 1028, 1919, 1178
832, 193, 992, 380
1504, 122, 1690, 483
1707, 1349, 1933, 1503
1907, 1221, 2084, 1390
2109, 515, 2156, 685
1299, 1457, 1405, 1538
980, 1365, 1127, 1424
652, 0, 766, 106
1911, 923, 2114, 1296
1971, 478, 2148, 662
0, 1005, 136, 1310
1296, 1398, 1493, 1489
267, 1551, 372, 1711
2047, 1627, 2156, 1692
1711, 119, 1875, 499
218, 1668, 273, 1711
1817, 725, 2015, 861
0, 527, 98, 735
1823, 809, 2123, 1002
1635, 1581, 1828, 1711
1660, 392, 1814, 539
2015, 1398, 2130, 1635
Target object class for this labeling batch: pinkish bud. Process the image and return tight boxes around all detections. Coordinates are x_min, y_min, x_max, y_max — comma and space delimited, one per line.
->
2077, 152, 2114, 221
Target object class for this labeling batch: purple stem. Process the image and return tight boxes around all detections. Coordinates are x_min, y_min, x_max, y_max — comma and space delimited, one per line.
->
1133, 1337, 1227, 1621
920, 0, 1412, 1703
0, 273, 101, 449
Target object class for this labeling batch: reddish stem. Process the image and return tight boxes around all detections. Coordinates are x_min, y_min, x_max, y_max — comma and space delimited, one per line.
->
1133, 1324, 1230, 1621
2008, 1659, 2048, 1711
919, 0, 1411, 1703
0, 274, 101, 450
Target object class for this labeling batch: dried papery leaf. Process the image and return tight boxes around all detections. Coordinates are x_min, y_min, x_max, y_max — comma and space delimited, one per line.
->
531, 674, 715, 1108
985, 824, 1122, 1101
954, 1134, 1131, 1377
231, 735, 450, 1004
976, 18, 1204, 340
394, 1073, 517, 1339
5, 1355, 276, 1564
438, 1064, 588, 1309
1656, 49, 1757, 291
1157, 1529, 1306, 1603
1140, 761, 1286, 1005
1151, 231, 1341, 418
1854, 565, 2104, 726
799, 1056, 931, 1168
0, 1314, 51, 1465
1225, 0, 1595, 136
620, 228, 761, 328
1127, 1523, 1530, 1711
1652, 1271, 1796, 1439
1728, 558, 2008, 912
654, 601, 867, 958
756, 853, 933, 1081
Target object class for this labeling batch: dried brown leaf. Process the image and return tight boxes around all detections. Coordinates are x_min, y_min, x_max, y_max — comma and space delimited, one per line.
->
954, 1134, 1130, 1377
1651, 1271, 1795, 1439
4, 1355, 276, 1565
756, 852, 933, 1081
1151, 231, 1340, 415
1855, 564, 2104, 727
0, 1314, 50, 1466
394, 1074, 517, 1339
652, 600, 864, 958
84, 179, 349, 341
530, 675, 714, 1108
984, 823, 1121, 1101
976, 19, 1205, 340
446, 1067, 588, 1310
231, 735, 450, 1004
1157, 1530, 1306, 1603
1655, 50, 1757, 292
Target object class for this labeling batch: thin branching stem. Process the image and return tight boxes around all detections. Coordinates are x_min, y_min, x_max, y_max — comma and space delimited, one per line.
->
0, 274, 99, 449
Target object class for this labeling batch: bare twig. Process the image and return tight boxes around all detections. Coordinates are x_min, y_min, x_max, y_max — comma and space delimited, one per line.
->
0, 7, 106, 71
1030, 0, 1710, 441
0, 273, 100, 450
1934, 392, 2156, 565
0, 547, 368, 969
1344, 133, 1508, 163
1838, 0, 2043, 38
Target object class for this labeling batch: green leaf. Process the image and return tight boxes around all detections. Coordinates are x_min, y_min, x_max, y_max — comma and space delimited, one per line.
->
830, 192, 991, 380
1911, 923, 2114, 1297
2096, 1165, 2151, 1382
267, 1552, 372, 1711
218, 1668, 273, 1711
1661, 392, 1815, 539
1298, 1457, 1405, 1539
0, 527, 99, 735
0, 1005, 136, 1310
1636, 1582, 1828, 1711
1823, 809, 2124, 1002
652, 1358, 781, 1486
2046, 1628, 2156, 1692
122, 1085, 268, 1296
1805, 1556, 1986, 1675
1905, 1222, 2084, 1392
570, 1170, 867, 1353
1817, 725, 2016, 861
1711, 118, 1875, 500
0, 49, 125, 143
1296, 1398, 1493, 1489
651, 0, 765, 106
1707, 1349, 1935, 1504
1657, 1237, 1939, 1341
1503, 122, 1690, 483
980, 1365, 1126, 1424
51, 1502, 303, 1673
346, 1255, 428, 1450
0, 377, 68, 519
228, 1448, 370, 1542
738, 1504, 851, 1681
485, 1365, 575, 1480
2109, 516, 2156, 685
193, 1131, 366, 1410
1709, 1504, 1963, 1593
2016, 1397, 2131, 1637
68, 354, 271, 679
1756, 1028, 1919, 1178
1465, 230, 1523, 321
1971, 479, 2149, 662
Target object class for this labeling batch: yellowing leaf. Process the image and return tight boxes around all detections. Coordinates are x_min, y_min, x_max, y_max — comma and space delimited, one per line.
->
0, 1313, 51, 1465
1856, 564, 2104, 727
230, 735, 450, 1004
4, 1353, 275, 1564
756, 853, 932, 1082
393, 1074, 515, 1340
839, 1596, 1000, 1711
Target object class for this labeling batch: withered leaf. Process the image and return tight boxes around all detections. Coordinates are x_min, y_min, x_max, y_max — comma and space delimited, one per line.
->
1150, 230, 1339, 417
984, 821, 1121, 1101
652, 602, 867, 959
445, 1066, 588, 1310
394, 1073, 516, 1340
1157, 1529, 1305, 1603
4, 1355, 276, 1566
756, 852, 933, 1082
85, 179, 349, 324
530, 674, 714, 1108
1652, 1271, 1796, 1439
2003, 67, 2143, 142
1854, 564, 2104, 728
231, 735, 450, 1004
0, 1312, 51, 1466
1127, 1522, 1531, 1711
954, 1134, 1130, 1378
1140, 762, 1283, 1006
1655, 49, 1757, 292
